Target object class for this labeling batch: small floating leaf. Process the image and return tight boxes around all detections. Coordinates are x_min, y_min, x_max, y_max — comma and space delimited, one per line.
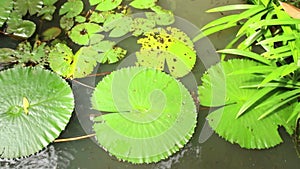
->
59, 0, 84, 18
0, 0, 13, 27
103, 16, 133, 37
91, 67, 197, 163
60, 15, 74, 31
130, 0, 157, 9
130, 17, 156, 36
92, 40, 127, 64
94, 0, 122, 11
49, 43, 98, 78
0, 67, 74, 158
14, 0, 43, 16
69, 23, 103, 45
136, 27, 196, 78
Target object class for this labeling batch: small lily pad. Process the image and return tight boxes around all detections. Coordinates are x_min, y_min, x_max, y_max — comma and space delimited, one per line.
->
136, 27, 196, 78
59, 0, 84, 18
130, 0, 157, 9
91, 67, 197, 163
130, 17, 156, 36
0, 67, 74, 158
69, 23, 103, 45
95, 0, 122, 11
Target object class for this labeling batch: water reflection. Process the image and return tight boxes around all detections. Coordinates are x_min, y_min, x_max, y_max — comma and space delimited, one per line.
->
0, 145, 77, 169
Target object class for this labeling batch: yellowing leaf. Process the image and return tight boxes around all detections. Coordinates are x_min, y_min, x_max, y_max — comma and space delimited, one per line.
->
279, 1, 300, 19
23, 97, 29, 115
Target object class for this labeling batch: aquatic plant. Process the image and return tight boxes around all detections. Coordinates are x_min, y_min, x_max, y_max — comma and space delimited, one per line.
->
197, 0, 300, 150
0, 0, 199, 163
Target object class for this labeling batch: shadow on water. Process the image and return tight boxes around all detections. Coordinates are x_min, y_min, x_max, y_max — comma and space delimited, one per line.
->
1, 0, 300, 168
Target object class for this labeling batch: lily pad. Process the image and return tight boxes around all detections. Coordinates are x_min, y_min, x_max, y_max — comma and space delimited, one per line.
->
130, 0, 157, 9
59, 0, 84, 18
94, 0, 122, 11
91, 67, 197, 163
14, 0, 43, 16
198, 59, 296, 149
130, 18, 156, 36
69, 23, 103, 45
136, 27, 196, 78
92, 40, 127, 64
0, 0, 13, 27
0, 67, 74, 158
49, 43, 98, 78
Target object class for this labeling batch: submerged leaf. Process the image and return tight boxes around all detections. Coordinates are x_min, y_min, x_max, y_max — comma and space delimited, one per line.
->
91, 67, 197, 163
0, 67, 74, 158
199, 59, 296, 149
42, 27, 61, 41
136, 27, 196, 78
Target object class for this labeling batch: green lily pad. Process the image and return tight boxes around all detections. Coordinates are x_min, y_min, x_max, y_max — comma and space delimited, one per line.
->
14, 0, 43, 16
136, 27, 196, 78
130, 18, 156, 36
59, 0, 84, 18
91, 67, 197, 163
198, 59, 296, 149
0, 67, 74, 158
60, 15, 74, 31
69, 23, 103, 45
6, 12, 36, 39
49, 43, 98, 78
130, 0, 157, 9
103, 14, 132, 37
146, 7, 175, 26
94, 0, 122, 11
0, 0, 13, 27
92, 40, 127, 64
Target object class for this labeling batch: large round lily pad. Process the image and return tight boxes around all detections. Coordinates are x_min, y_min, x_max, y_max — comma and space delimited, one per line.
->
91, 67, 197, 163
0, 67, 74, 159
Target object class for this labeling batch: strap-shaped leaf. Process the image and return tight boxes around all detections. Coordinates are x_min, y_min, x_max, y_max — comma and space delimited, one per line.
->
217, 49, 272, 65
206, 4, 258, 12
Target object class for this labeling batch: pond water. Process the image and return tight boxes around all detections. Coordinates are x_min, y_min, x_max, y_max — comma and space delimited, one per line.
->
1, 0, 300, 168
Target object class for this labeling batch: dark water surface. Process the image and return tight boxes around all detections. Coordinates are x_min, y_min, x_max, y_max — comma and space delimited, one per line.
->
1, 0, 300, 168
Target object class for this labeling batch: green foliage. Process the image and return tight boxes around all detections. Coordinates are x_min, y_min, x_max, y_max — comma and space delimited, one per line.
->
0, 67, 74, 158
130, 0, 157, 9
69, 23, 103, 45
92, 0, 122, 11
59, 0, 84, 18
91, 67, 197, 163
198, 0, 300, 150
136, 27, 196, 78
0, 41, 50, 67
199, 59, 298, 149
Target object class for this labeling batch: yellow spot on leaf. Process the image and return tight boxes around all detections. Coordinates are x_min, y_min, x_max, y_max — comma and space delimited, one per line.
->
23, 97, 29, 115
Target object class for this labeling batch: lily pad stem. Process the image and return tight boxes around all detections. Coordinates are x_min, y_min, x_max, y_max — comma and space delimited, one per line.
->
54, 133, 96, 143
